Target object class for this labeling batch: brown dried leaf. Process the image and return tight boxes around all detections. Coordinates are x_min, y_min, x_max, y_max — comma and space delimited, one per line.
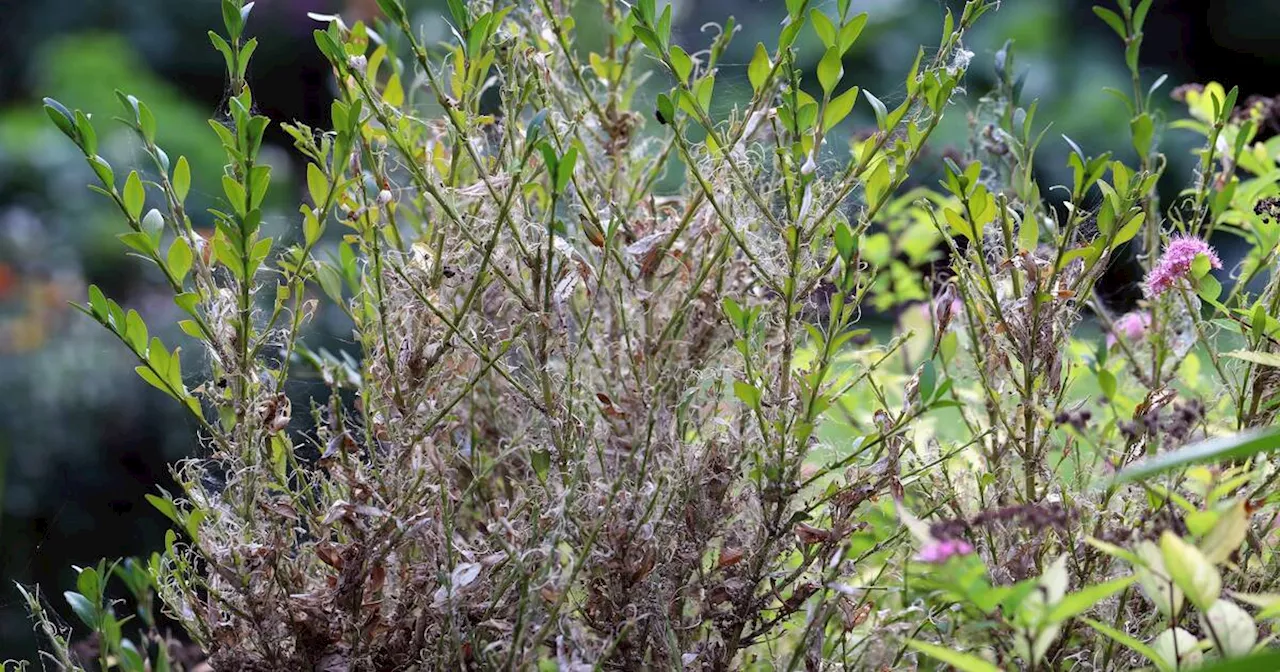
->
718, 547, 745, 569
795, 523, 832, 545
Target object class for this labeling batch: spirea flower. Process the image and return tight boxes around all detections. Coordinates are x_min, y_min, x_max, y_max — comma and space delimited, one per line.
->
915, 538, 974, 563
1144, 236, 1221, 297
1107, 311, 1151, 347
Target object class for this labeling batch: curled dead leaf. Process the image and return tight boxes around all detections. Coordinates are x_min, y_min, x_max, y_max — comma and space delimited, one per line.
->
718, 547, 745, 569
795, 523, 832, 545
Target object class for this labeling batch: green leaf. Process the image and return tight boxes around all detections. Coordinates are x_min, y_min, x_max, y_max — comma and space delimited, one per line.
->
656, 3, 672, 47
43, 97, 78, 142
142, 209, 165, 241
944, 207, 974, 241
213, 236, 245, 280
137, 100, 157, 143
1233, 592, 1280, 620
695, 74, 715, 110
833, 221, 856, 262
1046, 575, 1135, 623
1200, 599, 1257, 658
87, 285, 110, 320
748, 43, 771, 93
817, 47, 843, 95
74, 111, 97, 155
838, 14, 868, 54
556, 146, 578, 193
734, 380, 761, 409
1093, 6, 1127, 39
1112, 212, 1145, 247
1191, 253, 1213, 278
1161, 531, 1221, 611
76, 567, 101, 602
88, 155, 115, 186
722, 297, 745, 331
1097, 369, 1116, 400
655, 93, 675, 125
1202, 500, 1248, 565
1113, 427, 1280, 483
239, 38, 259, 79
118, 640, 147, 672
375, 0, 406, 24
1134, 0, 1153, 30
1151, 628, 1202, 671
1220, 86, 1240, 125
824, 86, 859, 132
1134, 539, 1184, 619
146, 493, 180, 524
222, 0, 242, 40
810, 9, 837, 48
174, 293, 200, 318
307, 163, 329, 207
124, 309, 149, 354
1085, 618, 1173, 672
669, 45, 693, 82
248, 165, 271, 210
173, 156, 191, 202
631, 25, 663, 57
530, 448, 550, 483
918, 361, 936, 401
1224, 350, 1280, 368
64, 591, 98, 629
1131, 113, 1154, 156
865, 159, 891, 208
164, 346, 185, 391
903, 639, 1002, 672
136, 366, 176, 400
382, 73, 404, 107
168, 237, 193, 284
124, 171, 145, 220
223, 175, 247, 216
864, 90, 888, 130
1192, 651, 1280, 672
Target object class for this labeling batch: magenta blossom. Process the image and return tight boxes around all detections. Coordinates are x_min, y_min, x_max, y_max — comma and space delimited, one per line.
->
915, 538, 974, 563
1144, 236, 1221, 297
1107, 311, 1151, 348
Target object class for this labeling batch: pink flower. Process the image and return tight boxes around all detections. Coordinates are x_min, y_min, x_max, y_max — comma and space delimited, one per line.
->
1144, 236, 1221, 297
915, 538, 974, 563
1107, 311, 1151, 348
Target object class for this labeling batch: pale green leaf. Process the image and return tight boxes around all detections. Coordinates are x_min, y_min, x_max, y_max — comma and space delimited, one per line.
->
748, 43, 771, 93
124, 171, 145, 220
173, 156, 191, 202
817, 47, 843, 95
1084, 618, 1173, 672
904, 639, 1001, 672
1161, 531, 1221, 611
1224, 350, 1280, 368
1046, 575, 1136, 623
1114, 427, 1280, 483
824, 86, 859, 132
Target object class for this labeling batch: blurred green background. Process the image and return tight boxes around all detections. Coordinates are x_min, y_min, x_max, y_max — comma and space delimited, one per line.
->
1, 0, 1276, 660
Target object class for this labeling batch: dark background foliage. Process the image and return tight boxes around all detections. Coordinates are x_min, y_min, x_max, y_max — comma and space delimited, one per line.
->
0, 0, 1275, 660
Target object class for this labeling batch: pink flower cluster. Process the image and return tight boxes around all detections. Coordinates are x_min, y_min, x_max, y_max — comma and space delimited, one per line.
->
1144, 236, 1221, 297
1107, 311, 1151, 347
915, 538, 974, 563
